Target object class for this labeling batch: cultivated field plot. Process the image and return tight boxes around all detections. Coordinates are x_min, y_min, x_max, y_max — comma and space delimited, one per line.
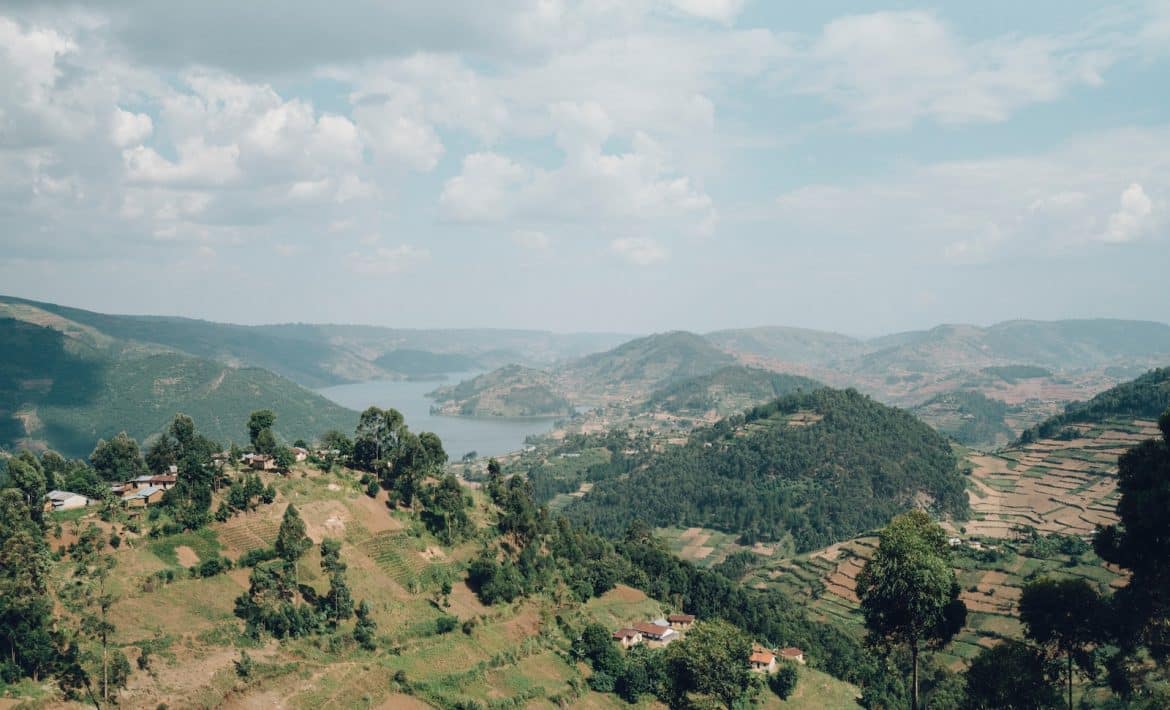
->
655, 525, 785, 567
960, 418, 1153, 538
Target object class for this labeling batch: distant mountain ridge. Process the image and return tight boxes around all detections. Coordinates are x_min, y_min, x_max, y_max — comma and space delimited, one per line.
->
428, 331, 739, 416
712, 319, 1170, 372
0, 294, 635, 386
558, 330, 736, 395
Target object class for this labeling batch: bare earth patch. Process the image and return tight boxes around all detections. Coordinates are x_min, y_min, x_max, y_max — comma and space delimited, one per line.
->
174, 545, 200, 567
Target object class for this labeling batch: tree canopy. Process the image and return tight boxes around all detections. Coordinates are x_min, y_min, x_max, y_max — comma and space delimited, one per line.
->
568, 388, 967, 551
856, 509, 966, 710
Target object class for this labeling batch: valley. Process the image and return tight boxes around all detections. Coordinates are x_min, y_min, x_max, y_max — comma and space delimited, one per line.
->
2, 296, 1170, 709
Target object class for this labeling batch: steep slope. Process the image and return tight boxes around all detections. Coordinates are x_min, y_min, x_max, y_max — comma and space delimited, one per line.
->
566, 388, 967, 552
428, 365, 573, 417
642, 366, 825, 416
0, 317, 356, 457
0, 295, 364, 387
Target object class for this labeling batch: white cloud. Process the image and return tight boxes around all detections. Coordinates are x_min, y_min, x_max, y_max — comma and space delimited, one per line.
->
353, 100, 444, 172
1103, 183, 1153, 243
439, 128, 716, 236
802, 11, 1113, 130
511, 230, 550, 250
610, 237, 668, 265
123, 139, 242, 187
346, 243, 431, 275
439, 152, 530, 221
669, 0, 745, 24
771, 126, 1170, 261
110, 108, 153, 147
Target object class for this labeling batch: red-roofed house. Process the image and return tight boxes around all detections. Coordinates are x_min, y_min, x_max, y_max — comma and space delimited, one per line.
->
632, 622, 678, 647
667, 613, 695, 630
779, 647, 805, 664
612, 628, 643, 649
749, 649, 777, 673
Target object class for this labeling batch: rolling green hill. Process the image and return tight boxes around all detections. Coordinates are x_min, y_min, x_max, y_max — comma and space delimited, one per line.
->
566, 388, 968, 552
642, 366, 825, 416
428, 365, 573, 417
563, 330, 735, 386
0, 317, 357, 457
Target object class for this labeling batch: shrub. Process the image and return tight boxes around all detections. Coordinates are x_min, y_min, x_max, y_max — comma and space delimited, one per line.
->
769, 664, 798, 699
587, 671, 615, 693
435, 615, 458, 634
234, 650, 253, 678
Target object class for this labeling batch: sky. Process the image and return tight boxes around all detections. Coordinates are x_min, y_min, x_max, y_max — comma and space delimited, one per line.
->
0, 1, 1167, 336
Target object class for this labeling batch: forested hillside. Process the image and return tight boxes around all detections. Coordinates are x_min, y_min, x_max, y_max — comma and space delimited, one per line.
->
0, 317, 356, 456
642, 366, 824, 415
566, 388, 967, 551
1020, 366, 1170, 442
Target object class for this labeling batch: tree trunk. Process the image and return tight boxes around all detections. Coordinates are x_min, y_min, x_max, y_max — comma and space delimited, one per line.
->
911, 642, 919, 710
1067, 652, 1073, 710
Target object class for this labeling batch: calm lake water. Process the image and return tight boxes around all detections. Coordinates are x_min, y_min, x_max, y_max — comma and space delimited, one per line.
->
316, 373, 558, 460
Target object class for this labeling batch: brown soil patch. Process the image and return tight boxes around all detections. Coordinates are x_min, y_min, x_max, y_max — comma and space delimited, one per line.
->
601, 584, 648, 604
680, 545, 714, 560
174, 545, 200, 567
499, 604, 543, 643
347, 492, 405, 534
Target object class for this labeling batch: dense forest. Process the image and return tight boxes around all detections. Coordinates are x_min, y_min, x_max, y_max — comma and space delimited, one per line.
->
641, 366, 824, 415
1020, 367, 1170, 442
565, 388, 968, 551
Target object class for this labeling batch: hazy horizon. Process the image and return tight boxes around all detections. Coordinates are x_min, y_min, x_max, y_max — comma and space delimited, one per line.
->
1, 1, 1167, 334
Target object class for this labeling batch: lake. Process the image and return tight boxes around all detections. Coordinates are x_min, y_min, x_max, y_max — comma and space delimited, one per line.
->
316, 373, 558, 460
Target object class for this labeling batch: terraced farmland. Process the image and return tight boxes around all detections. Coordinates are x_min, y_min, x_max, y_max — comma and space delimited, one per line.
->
357, 530, 456, 591
216, 515, 281, 556
960, 418, 1156, 538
